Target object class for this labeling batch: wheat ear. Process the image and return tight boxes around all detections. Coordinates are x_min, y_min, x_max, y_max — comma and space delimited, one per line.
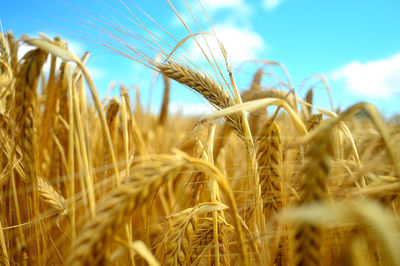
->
161, 212, 196, 265
256, 117, 283, 217
303, 88, 313, 119
37, 176, 68, 215
246, 68, 266, 135
190, 216, 233, 266
14, 48, 48, 182
158, 204, 224, 265
158, 75, 170, 125
158, 62, 244, 137
295, 133, 332, 266
105, 98, 120, 136
5, 31, 18, 76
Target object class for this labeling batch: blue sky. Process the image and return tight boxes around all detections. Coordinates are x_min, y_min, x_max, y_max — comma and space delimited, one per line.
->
1, 0, 400, 117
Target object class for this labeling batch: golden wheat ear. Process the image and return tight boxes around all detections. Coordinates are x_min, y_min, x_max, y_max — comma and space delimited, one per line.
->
14, 48, 48, 182
295, 133, 332, 266
303, 88, 313, 119
158, 61, 245, 137
256, 116, 283, 218
243, 68, 267, 136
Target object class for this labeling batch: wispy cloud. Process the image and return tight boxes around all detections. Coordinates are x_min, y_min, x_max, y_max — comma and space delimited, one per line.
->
188, 24, 266, 64
330, 53, 400, 98
263, 0, 284, 10
170, 0, 252, 29
202, 0, 246, 11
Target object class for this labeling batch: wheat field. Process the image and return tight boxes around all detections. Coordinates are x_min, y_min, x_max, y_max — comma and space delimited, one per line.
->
1, 4, 400, 266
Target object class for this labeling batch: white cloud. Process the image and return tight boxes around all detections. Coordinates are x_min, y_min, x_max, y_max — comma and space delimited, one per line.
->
66, 39, 85, 57
188, 24, 266, 64
263, 0, 284, 10
86, 66, 105, 80
331, 53, 400, 98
